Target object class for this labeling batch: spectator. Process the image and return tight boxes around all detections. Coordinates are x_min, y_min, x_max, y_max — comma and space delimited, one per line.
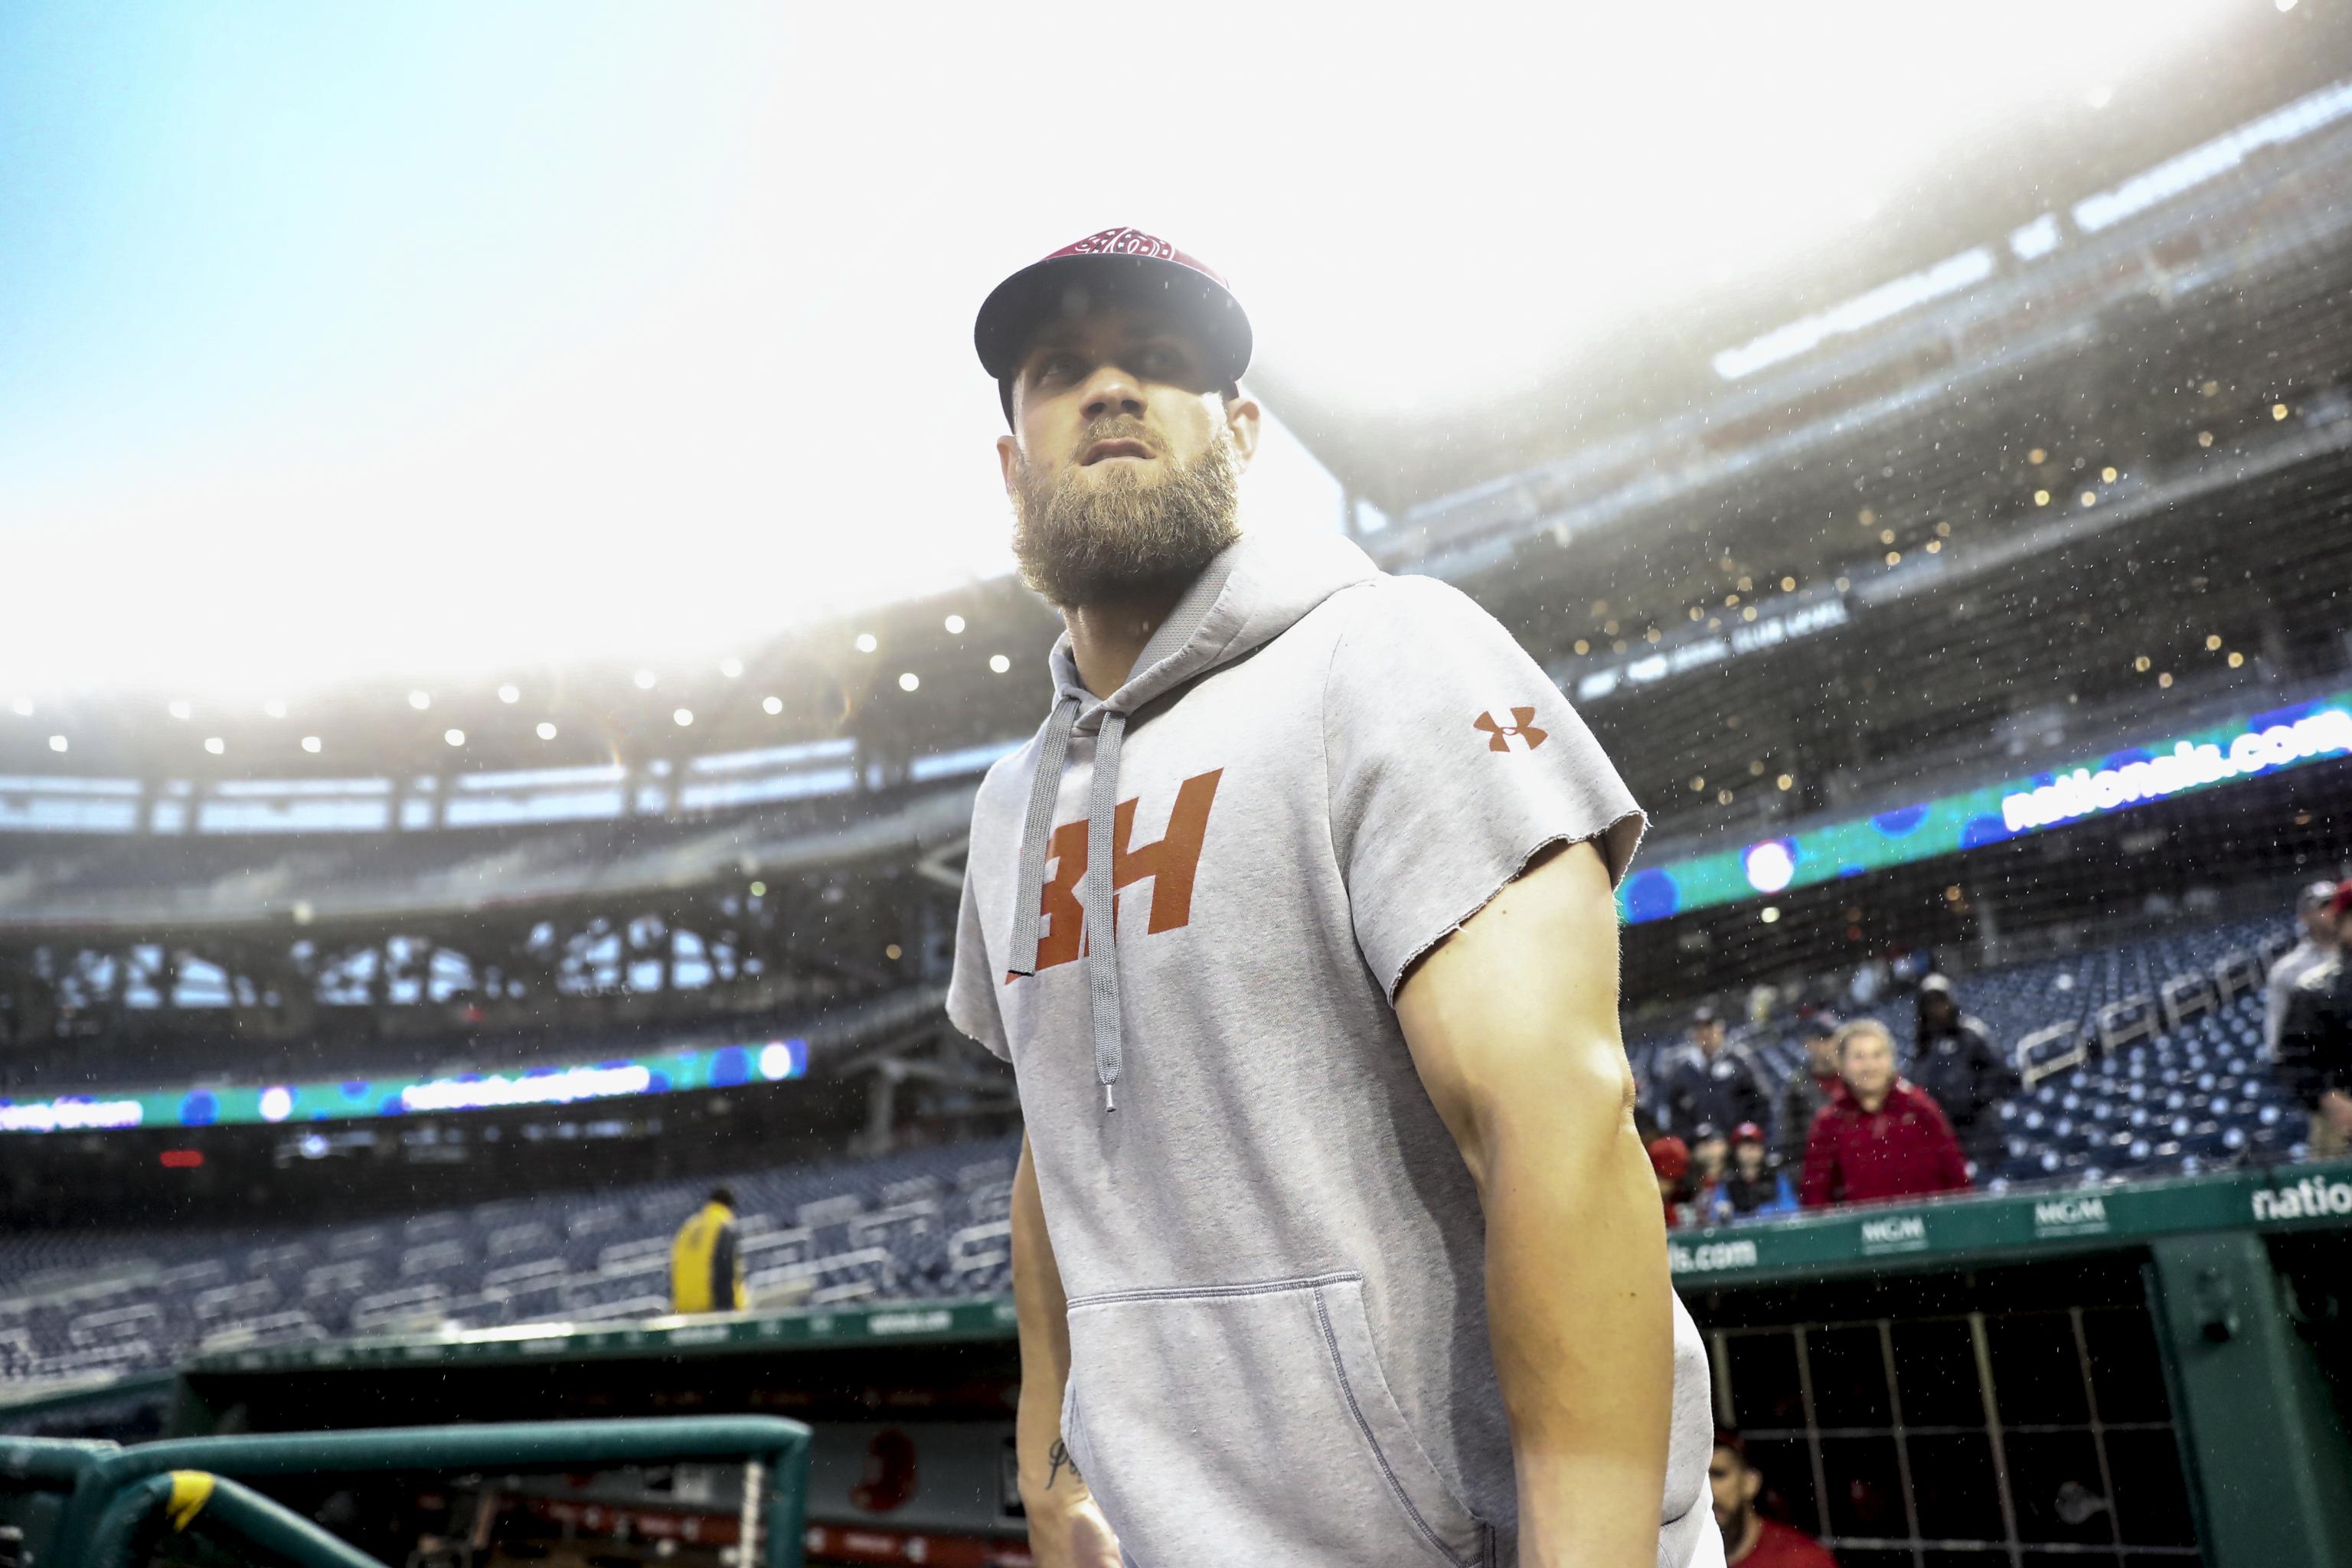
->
1909, 974, 2017, 1174
1648, 1135, 1693, 1230
1723, 1123, 1794, 1217
1800, 1020, 1971, 1209
1661, 1004, 1771, 1142
2275, 880, 2352, 1159
1711, 1432, 1838, 1566
668, 1186, 746, 1315
1688, 1133, 1733, 1227
1774, 1014, 1843, 1172
2266, 880, 2344, 1059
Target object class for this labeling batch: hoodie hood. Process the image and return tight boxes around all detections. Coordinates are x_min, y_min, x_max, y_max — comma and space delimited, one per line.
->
1047, 527, 1383, 734
1002, 528, 1380, 1110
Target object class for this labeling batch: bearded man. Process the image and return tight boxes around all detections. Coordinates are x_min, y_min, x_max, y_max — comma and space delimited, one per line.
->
949, 229, 1715, 1568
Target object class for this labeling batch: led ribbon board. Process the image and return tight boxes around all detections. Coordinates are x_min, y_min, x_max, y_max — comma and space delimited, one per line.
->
0, 1037, 807, 1135
1619, 693, 2352, 926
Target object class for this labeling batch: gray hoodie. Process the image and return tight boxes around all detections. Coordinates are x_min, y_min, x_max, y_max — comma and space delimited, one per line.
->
950, 528, 1716, 1568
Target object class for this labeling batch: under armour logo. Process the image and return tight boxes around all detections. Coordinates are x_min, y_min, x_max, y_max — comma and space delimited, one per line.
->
1474, 707, 1549, 753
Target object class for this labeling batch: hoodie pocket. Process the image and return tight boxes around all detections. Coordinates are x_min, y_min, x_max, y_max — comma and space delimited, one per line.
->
1063, 1270, 1485, 1568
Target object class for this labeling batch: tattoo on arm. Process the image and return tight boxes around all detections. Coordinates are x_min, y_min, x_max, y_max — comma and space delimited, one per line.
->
1046, 1438, 1079, 1490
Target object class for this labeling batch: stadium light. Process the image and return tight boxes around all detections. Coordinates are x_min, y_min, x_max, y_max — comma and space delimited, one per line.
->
898, 672, 920, 692
761, 695, 782, 714
536, 721, 558, 740
632, 669, 657, 690
444, 728, 465, 746
498, 684, 520, 703
407, 691, 430, 710
47, 735, 66, 753
988, 655, 1011, 674
944, 614, 965, 634
854, 633, 877, 654
263, 698, 286, 718
204, 737, 225, 755
720, 657, 743, 678
1743, 839, 1798, 894
168, 699, 192, 720
302, 736, 322, 753
673, 707, 694, 726
10, 698, 30, 717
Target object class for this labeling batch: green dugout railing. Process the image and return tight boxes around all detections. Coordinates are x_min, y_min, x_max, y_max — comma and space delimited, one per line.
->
88, 1469, 390, 1566
18, 1413, 811, 1567
0, 1435, 116, 1568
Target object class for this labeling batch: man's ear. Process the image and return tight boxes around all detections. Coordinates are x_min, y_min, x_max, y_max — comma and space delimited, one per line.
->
1223, 392, 1263, 471
1740, 1467, 1761, 1508
997, 432, 1021, 499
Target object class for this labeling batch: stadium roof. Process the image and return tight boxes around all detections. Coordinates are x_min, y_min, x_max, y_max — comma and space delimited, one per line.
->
5, 2, 2344, 695
1270, 4, 2352, 514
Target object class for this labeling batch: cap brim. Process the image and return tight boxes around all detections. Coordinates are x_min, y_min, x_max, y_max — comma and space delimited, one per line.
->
975, 250, 1252, 387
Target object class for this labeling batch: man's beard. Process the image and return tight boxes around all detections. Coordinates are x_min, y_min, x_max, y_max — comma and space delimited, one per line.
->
1010, 419, 1240, 609
1715, 1502, 1749, 1552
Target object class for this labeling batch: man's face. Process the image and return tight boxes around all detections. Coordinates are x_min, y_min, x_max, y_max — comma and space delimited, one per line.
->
995, 299, 1259, 609
1922, 990, 1953, 1024
2310, 905, 2344, 946
1842, 1029, 1896, 1101
1709, 1446, 1759, 1539
1691, 1021, 1724, 1056
1734, 1140, 1766, 1178
1694, 1136, 1729, 1179
1805, 1032, 1839, 1073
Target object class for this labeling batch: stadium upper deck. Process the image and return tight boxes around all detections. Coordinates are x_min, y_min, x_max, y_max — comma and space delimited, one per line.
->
2, 74, 2350, 1035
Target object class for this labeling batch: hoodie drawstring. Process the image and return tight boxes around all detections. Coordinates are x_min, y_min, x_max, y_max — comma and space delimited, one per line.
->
1004, 694, 1081, 980
1080, 709, 1129, 1110
999, 544, 1251, 1113
1001, 696, 1128, 1112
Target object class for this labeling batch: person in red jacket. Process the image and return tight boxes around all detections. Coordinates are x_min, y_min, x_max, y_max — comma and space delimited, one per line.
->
1800, 1019, 1972, 1208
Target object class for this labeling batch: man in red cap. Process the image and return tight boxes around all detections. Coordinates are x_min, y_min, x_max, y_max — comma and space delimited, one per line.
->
952, 230, 1715, 1567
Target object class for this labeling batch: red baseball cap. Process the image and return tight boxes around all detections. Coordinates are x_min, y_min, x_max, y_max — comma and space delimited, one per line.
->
2331, 878, 2352, 919
975, 227, 1252, 423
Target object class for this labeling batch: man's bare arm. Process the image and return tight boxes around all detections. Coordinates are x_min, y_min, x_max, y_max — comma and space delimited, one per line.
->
1394, 840, 1671, 1568
1011, 1135, 1122, 1567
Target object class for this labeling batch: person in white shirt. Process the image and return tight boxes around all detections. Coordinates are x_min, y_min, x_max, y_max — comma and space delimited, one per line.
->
2266, 880, 2344, 1060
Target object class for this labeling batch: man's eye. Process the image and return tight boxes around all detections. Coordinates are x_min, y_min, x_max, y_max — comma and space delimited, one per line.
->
1037, 354, 1080, 381
1138, 346, 1178, 375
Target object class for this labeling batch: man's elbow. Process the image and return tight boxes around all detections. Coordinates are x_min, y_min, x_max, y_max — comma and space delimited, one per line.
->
1490, 1044, 1637, 1150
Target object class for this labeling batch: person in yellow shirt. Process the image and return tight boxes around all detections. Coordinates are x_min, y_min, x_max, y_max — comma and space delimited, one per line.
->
669, 1186, 746, 1314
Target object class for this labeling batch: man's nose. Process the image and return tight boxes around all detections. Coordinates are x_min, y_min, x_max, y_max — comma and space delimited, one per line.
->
1079, 363, 1147, 422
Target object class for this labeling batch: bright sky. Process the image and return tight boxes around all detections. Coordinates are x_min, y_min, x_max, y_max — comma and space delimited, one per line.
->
0, 2, 2246, 697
